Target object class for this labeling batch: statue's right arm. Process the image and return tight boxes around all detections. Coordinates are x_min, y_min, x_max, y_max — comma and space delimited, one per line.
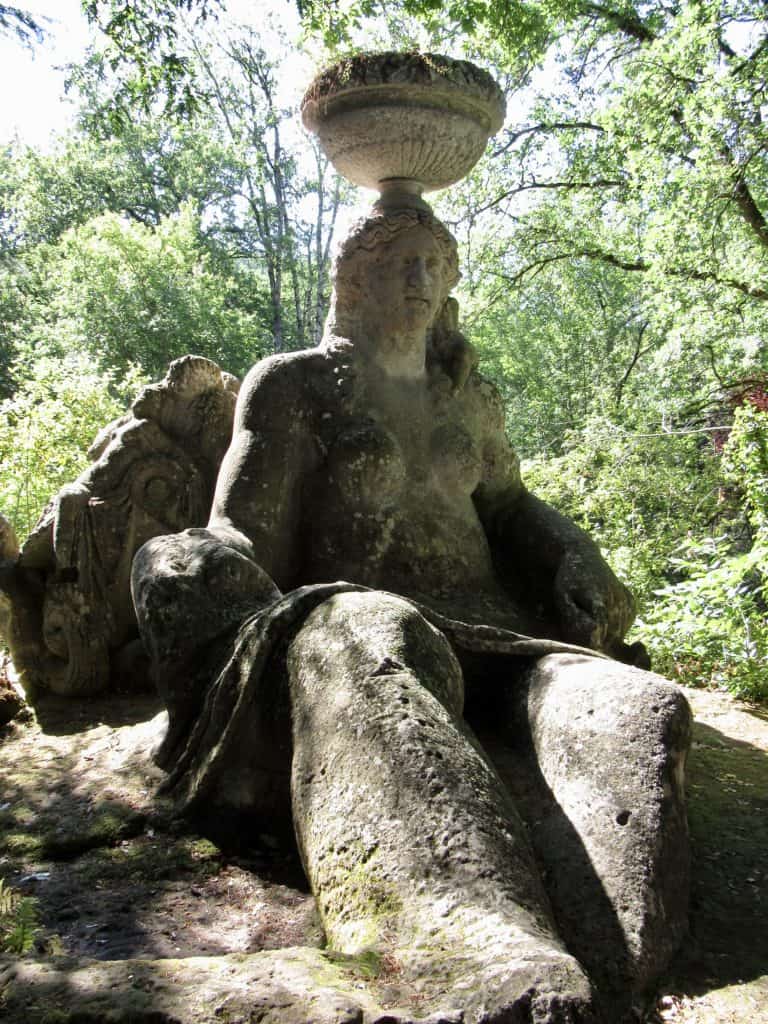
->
207, 356, 313, 588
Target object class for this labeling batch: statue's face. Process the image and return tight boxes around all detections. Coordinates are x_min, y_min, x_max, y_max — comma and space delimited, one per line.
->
357, 225, 446, 332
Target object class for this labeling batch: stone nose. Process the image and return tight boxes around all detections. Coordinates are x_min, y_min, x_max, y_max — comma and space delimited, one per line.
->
406, 257, 429, 288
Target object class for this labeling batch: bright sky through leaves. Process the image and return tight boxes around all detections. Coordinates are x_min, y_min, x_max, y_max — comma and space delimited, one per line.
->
0, 0, 91, 148
0, 0, 307, 149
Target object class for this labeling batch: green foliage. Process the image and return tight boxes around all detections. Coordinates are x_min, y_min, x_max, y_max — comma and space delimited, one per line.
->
637, 403, 768, 700
1, 112, 232, 248
467, 259, 661, 456
523, 416, 724, 606
12, 204, 268, 382
639, 536, 768, 700
723, 401, 768, 537
0, 354, 146, 538
525, 407, 768, 701
416, 0, 768, 440
1, 126, 276, 386
56, 27, 349, 354
0, 877, 39, 954
82, 0, 223, 126
300, 0, 551, 69
184, 28, 349, 351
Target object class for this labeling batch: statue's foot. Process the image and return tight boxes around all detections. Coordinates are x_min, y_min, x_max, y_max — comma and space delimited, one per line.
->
333, 902, 597, 1024
368, 938, 597, 1023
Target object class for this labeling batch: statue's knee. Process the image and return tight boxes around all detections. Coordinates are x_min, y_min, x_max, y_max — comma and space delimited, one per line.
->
528, 652, 692, 750
527, 654, 692, 828
132, 529, 279, 670
288, 590, 463, 715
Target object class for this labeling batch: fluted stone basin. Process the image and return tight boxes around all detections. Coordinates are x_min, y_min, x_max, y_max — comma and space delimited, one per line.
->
301, 52, 505, 203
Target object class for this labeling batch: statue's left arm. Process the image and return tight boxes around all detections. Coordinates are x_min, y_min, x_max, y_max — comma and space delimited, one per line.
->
471, 379, 635, 656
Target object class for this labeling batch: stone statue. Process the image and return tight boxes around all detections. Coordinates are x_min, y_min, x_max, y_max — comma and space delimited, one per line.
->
0, 514, 26, 725
131, 53, 692, 1024
0, 356, 238, 696
0, 512, 19, 642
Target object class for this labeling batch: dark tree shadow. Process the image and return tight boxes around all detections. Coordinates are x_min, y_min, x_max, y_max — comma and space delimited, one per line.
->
6, 661, 766, 1024
30, 691, 165, 735
0, 696, 318, 970
464, 655, 636, 1022
471, 671, 768, 1016
654, 717, 768, 999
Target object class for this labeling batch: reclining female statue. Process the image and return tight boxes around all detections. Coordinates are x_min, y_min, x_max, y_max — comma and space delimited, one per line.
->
132, 205, 691, 1024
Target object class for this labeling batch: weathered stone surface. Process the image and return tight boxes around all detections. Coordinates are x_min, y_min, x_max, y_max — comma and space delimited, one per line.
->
130, 204, 688, 1021
122, 53, 691, 1024
1, 356, 238, 698
0, 512, 19, 654
525, 656, 690, 1018
288, 591, 598, 1023
0, 661, 24, 725
301, 52, 505, 202
132, 525, 602, 855
0, 949, 378, 1023
0, 517, 26, 724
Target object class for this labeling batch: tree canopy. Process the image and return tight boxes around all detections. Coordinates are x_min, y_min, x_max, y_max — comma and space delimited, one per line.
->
1, 0, 767, 699
0, 5, 45, 45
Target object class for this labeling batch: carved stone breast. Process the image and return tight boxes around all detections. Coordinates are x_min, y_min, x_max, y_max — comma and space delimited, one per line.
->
429, 423, 482, 495
327, 423, 407, 506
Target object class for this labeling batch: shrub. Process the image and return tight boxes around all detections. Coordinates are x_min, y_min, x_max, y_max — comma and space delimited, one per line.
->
0, 878, 38, 954
639, 403, 768, 701
524, 412, 768, 700
0, 354, 146, 540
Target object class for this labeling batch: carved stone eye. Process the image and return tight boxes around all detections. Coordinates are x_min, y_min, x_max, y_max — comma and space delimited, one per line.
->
143, 476, 172, 509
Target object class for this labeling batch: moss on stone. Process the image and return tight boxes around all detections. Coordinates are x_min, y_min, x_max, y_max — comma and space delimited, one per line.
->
319, 843, 404, 950
40, 809, 147, 860
4, 832, 43, 858
320, 947, 383, 980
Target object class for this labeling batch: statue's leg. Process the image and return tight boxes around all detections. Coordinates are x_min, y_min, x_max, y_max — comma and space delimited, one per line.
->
287, 592, 597, 1024
522, 653, 691, 1019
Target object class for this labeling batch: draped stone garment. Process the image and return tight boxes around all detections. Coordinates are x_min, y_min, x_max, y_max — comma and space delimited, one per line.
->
131, 530, 691, 1022
137, 565, 602, 819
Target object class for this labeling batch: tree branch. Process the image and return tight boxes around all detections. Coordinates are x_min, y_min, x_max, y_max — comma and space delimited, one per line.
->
474, 178, 624, 217
492, 121, 605, 157
0, 5, 45, 46
496, 248, 768, 300
578, 2, 657, 43
732, 176, 768, 249
615, 321, 651, 410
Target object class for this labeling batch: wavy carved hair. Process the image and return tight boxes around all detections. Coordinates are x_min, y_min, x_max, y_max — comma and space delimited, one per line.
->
323, 209, 460, 342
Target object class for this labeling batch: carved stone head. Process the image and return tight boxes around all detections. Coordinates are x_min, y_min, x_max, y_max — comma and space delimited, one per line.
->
325, 209, 460, 341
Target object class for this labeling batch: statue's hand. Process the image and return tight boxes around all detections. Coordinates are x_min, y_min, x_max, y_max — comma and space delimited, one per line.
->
554, 548, 634, 652
429, 297, 479, 393
132, 527, 283, 768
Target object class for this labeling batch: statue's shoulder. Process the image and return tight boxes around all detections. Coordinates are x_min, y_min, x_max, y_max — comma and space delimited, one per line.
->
241, 349, 326, 400
237, 352, 333, 436
462, 369, 507, 434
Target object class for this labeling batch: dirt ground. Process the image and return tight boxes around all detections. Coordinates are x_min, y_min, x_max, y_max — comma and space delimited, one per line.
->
0, 679, 766, 1023
648, 688, 768, 1024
